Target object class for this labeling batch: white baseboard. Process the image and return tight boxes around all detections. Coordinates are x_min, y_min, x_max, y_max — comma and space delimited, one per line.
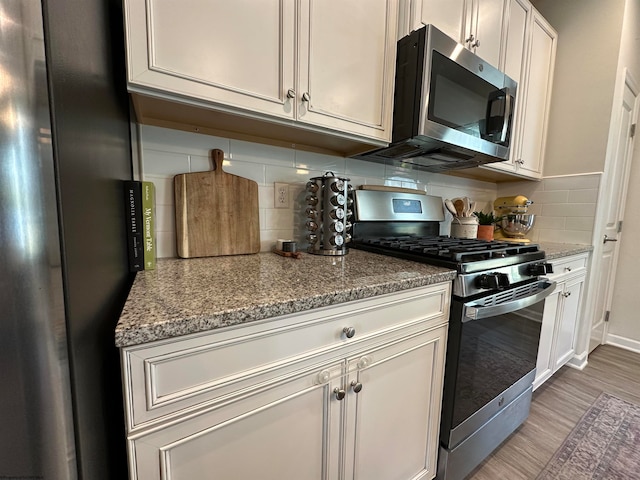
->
566, 351, 588, 370
604, 333, 640, 354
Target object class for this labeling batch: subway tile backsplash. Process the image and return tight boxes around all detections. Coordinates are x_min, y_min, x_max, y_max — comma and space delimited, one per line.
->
496, 173, 601, 245
137, 125, 599, 257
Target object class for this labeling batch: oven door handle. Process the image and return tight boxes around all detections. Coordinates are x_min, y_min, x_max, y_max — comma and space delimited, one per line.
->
463, 280, 556, 321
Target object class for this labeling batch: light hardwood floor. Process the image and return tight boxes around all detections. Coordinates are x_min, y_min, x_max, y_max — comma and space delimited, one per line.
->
467, 344, 640, 479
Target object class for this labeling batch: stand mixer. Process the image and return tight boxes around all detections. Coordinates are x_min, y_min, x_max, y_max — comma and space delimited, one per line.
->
493, 195, 535, 242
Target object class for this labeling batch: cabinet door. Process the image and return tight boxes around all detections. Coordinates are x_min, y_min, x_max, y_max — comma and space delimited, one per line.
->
125, 0, 296, 119
297, 0, 397, 141
472, 0, 506, 68
534, 285, 562, 390
343, 327, 447, 480
500, 0, 531, 173
414, 0, 467, 42
516, 9, 556, 178
130, 364, 342, 480
553, 277, 585, 370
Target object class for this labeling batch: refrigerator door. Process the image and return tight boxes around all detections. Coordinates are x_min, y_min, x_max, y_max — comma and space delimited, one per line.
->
0, 1, 77, 478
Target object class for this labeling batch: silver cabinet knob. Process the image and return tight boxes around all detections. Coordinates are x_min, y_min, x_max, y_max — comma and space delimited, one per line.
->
287, 88, 296, 99
342, 326, 356, 338
565, 266, 572, 272
350, 380, 363, 393
471, 39, 480, 48
465, 34, 474, 43
563, 291, 572, 298
333, 387, 346, 401
302, 92, 311, 102
516, 159, 525, 165
603, 235, 618, 243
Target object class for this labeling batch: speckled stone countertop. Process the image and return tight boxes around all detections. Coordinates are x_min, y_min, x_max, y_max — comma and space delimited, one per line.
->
115, 250, 456, 348
538, 242, 593, 260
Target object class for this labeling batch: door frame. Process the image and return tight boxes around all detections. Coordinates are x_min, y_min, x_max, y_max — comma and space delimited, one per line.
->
580, 68, 639, 358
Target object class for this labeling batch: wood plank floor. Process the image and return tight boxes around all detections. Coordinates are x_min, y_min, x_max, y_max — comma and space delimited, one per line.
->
467, 344, 640, 479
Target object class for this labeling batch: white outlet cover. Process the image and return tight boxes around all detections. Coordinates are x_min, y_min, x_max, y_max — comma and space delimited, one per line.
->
274, 182, 290, 209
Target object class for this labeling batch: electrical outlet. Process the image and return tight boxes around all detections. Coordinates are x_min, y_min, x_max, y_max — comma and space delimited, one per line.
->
274, 182, 290, 209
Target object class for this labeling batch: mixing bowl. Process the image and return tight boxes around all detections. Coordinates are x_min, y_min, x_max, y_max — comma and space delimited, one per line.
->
500, 214, 535, 238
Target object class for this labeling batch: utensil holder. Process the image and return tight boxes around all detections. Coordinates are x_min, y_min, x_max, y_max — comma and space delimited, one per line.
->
450, 217, 479, 239
305, 172, 353, 256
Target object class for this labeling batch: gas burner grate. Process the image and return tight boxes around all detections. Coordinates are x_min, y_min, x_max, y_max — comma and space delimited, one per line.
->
358, 235, 538, 263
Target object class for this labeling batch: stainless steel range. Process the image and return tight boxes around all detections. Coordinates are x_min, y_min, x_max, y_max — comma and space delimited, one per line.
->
351, 190, 556, 480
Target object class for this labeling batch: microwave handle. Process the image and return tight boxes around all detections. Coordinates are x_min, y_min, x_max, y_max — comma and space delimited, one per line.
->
462, 280, 556, 321
500, 89, 513, 144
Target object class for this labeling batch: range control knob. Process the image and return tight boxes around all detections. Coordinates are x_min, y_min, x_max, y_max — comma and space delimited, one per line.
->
477, 273, 510, 290
528, 263, 554, 276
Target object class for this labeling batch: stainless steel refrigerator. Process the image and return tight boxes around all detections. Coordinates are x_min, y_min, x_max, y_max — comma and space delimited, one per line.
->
0, 0, 133, 478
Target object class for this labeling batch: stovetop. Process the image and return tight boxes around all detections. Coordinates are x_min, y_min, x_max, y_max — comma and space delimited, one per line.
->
352, 235, 545, 274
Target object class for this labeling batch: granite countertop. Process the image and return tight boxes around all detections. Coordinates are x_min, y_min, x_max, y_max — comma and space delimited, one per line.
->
115, 249, 456, 348
537, 242, 594, 260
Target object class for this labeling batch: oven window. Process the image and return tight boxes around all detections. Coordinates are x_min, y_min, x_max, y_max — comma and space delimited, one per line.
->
451, 303, 543, 430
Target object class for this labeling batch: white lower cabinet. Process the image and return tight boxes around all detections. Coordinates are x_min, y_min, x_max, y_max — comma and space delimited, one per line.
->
121, 283, 450, 480
534, 254, 588, 390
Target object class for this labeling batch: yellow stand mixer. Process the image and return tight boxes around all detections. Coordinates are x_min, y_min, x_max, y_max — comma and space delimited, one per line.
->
493, 195, 535, 243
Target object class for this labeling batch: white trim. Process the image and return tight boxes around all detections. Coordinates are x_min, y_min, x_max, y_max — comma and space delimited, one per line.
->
566, 352, 588, 371
542, 171, 603, 179
582, 68, 640, 357
605, 333, 640, 354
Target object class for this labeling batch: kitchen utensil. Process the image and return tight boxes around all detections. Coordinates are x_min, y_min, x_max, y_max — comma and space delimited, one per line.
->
174, 149, 260, 258
357, 185, 426, 195
444, 199, 458, 217
453, 199, 465, 217
462, 197, 471, 216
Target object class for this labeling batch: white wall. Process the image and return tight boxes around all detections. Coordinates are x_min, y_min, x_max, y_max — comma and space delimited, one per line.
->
137, 125, 498, 258
608, 0, 640, 349
533, 0, 625, 176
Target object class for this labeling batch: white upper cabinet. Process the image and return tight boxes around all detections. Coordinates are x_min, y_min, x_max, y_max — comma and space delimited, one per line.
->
123, 0, 398, 145
297, 1, 398, 140
411, 0, 505, 69
409, 0, 467, 42
125, 1, 296, 119
515, 9, 556, 178
466, 0, 506, 68
484, 0, 532, 175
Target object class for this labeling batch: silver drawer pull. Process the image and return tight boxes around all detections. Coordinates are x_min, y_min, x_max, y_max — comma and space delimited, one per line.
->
333, 387, 346, 401
342, 326, 356, 338
350, 380, 363, 394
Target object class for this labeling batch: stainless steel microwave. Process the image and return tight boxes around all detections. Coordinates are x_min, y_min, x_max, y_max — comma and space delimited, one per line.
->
353, 24, 517, 173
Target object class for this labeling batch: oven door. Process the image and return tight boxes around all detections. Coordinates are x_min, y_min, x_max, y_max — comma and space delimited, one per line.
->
441, 279, 556, 449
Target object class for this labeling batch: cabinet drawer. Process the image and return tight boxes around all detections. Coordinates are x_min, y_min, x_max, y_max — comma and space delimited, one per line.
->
549, 254, 588, 278
122, 283, 450, 430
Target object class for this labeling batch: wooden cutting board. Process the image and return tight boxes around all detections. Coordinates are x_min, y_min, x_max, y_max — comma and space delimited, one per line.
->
174, 149, 260, 258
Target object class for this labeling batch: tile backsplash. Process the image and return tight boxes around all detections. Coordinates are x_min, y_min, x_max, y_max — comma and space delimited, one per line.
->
137, 125, 499, 258
496, 173, 601, 244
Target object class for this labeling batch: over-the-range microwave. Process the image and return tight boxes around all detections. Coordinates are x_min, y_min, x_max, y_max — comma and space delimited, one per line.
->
353, 24, 517, 173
